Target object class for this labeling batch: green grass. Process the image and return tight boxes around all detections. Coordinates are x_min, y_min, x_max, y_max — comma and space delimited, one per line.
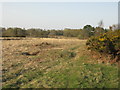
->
2, 39, 118, 88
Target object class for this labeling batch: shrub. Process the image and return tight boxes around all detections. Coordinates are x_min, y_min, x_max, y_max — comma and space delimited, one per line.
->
59, 50, 76, 58
86, 30, 120, 62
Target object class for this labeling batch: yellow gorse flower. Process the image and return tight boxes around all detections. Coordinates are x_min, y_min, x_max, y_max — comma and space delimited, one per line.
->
99, 38, 105, 41
113, 36, 118, 38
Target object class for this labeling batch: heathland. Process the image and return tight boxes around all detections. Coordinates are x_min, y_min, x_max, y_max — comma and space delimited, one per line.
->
2, 37, 119, 88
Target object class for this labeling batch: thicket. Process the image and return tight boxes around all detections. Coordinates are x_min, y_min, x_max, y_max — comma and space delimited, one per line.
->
0, 27, 64, 38
86, 30, 120, 62
0, 25, 107, 39
1, 28, 26, 37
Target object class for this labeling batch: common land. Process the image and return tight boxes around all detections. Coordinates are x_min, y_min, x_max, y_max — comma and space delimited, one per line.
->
2, 37, 118, 88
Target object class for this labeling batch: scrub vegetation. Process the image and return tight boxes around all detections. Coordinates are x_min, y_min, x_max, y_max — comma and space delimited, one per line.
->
1, 23, 119, 88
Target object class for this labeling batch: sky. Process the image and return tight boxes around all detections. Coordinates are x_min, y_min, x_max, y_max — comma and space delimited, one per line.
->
2, 2, 118, 29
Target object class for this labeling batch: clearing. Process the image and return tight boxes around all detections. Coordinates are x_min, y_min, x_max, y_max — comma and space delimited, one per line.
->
2, 38, 118, 88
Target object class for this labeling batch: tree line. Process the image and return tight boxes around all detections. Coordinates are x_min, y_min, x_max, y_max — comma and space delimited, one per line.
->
0, 25, 115, 39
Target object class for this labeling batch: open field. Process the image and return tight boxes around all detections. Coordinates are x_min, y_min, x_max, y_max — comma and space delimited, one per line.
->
2, 38, 119, 88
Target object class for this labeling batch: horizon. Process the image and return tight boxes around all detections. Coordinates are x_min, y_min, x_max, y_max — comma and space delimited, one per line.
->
2, 2, 118, 29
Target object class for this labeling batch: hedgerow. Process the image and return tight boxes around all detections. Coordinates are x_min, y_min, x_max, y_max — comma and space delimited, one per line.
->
86, 30, 120, 62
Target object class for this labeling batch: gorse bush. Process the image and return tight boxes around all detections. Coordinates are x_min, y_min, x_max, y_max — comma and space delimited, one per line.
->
86, 30, 120, 62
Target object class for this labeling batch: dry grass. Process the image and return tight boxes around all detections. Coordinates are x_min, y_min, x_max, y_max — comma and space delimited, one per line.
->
2, 37, 118, 88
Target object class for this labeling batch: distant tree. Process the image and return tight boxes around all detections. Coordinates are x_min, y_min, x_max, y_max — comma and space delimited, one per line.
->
98, 20, 104, 28
94, 27, 106, 36
111, 24, 118, 30
92, 20, 106, 36
41, 30, 49, 38
63, 28, 81, 37
82, 25, 95, 38
0, 27, 6, 37
27, 28, 50, 37
109, 26, 113, 30
48, 30, 57, 38
26, 29, 39, 37
56, 30, 63, 36
14, 28, 26, 37
63, 28, 71, 37
5, 28, 17, 37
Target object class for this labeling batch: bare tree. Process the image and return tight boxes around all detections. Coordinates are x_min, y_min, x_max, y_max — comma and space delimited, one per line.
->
98, 20, 104, 28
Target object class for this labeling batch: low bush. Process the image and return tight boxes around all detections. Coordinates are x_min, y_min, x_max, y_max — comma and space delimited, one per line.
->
59, 50, 76, 58
86, 30, 120, 62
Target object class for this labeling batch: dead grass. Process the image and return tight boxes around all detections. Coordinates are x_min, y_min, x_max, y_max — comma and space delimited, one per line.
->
2, 37, 118, 88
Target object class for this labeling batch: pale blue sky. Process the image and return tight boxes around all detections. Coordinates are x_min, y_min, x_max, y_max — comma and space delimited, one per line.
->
2, 2, 118, 29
